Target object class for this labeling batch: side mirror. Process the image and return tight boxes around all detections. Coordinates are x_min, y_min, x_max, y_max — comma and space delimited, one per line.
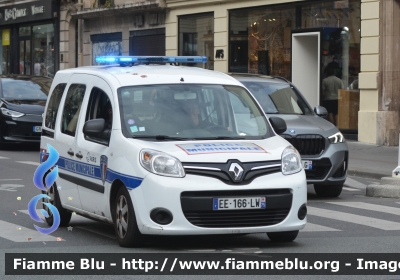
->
314, 106, 328, 118
269, 117, 287, 135
83, 118, 109, 140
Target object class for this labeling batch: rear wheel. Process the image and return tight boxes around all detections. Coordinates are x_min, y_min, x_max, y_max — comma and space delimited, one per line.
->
113, 186, 144, 247
267, 230, 299, 242
42, 183, 72, 227
314, 184, 343, 197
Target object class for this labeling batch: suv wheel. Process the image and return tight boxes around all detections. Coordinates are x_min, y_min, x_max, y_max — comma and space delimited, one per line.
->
267, 230, 299, 242
314, 184, 343, 197
113, 186, 144, 247
42, 184, 72, 227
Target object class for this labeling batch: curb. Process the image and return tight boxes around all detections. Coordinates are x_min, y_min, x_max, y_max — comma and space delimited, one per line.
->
347, 169, 389, 180
366, 184, 400, 199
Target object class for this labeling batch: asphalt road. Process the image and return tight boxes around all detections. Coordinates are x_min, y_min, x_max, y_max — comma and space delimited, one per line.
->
0, 144, 398, 280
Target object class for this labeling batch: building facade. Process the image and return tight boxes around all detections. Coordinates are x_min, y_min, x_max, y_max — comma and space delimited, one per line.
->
60, 0, 166, 70
58, 0, 400, 146
164, 0, 400, 146
0, 0, 59, 77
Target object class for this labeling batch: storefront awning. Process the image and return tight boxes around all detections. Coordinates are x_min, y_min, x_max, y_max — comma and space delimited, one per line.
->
71, 0, 166, 19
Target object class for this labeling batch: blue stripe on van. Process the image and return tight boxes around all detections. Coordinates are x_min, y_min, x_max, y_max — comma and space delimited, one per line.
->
41, 153, 143, 190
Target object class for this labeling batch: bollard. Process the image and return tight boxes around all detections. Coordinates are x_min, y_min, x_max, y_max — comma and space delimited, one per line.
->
392, 130, 400, 177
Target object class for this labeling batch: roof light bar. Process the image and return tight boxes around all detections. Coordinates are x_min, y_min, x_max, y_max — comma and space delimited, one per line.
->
95, 56, 207, 65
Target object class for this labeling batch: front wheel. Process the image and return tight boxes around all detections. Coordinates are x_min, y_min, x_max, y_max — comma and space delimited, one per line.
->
314, 184, 343, 197
42, 184, 72, 227
113, 186, 144, 247
267, 230, 299, 242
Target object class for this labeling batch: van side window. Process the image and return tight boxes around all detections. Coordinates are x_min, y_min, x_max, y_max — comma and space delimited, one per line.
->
85, 87, 112, 143
44, 83, 66, 130
61, 84, 86, 136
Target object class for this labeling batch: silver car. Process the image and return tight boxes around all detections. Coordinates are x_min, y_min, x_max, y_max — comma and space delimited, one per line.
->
232, 74, 348, 197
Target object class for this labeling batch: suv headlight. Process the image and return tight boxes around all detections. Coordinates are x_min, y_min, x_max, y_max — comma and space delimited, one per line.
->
328, 132, 345, 144
140, 149, 185, 178
1, 108, 25, 118
281, 146, 302, 175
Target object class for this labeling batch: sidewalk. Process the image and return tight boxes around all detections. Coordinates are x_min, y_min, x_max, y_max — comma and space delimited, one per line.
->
347, 140, 398, 180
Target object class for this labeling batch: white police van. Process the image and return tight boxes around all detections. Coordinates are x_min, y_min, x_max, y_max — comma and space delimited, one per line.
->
40, 56, 307, 247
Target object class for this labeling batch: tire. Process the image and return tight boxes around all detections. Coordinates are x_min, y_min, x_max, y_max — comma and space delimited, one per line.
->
267, 230, 299, 242
42, 183, 72, 227
314, 184, 343, 197
113, 186, 144, 248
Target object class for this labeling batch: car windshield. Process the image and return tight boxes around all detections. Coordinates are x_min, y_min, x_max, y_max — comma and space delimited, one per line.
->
1, 78, 50, 100
118, 84, 271, 140
241, 81, 312, 115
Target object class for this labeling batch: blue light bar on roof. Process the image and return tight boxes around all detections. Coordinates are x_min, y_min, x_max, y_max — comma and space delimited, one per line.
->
95, 56, 207, 64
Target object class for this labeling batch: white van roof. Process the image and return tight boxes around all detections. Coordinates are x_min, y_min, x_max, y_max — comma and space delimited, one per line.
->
57, 65, 243, 87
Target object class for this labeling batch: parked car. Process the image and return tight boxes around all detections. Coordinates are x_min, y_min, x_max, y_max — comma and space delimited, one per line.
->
232, 74, 348, 197
0, 75, 52, 144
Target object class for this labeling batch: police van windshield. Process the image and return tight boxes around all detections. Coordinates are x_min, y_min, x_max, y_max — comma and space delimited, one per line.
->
117, 84, 271, 140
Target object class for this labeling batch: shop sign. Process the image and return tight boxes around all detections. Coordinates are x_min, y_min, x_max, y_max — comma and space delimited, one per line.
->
2, 29, 10, 46
5, 8, 27, 21
0, 0, 53, 25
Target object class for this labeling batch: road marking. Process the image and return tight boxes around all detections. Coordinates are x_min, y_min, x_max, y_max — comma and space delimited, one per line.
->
344, 177, 366, 190
19, 209, 45, 220
0, 179, 22, 181
0, 156, 9, 159
74, 226, 116, 240
327, 202, 400, 216
20, 210, 117, 240
301, 223, 341, 232
342, 187, 361, 192
308, 206, 400, 230
15, 161, 39, 166
0, 220, 61, 242
188, 249, 216, 252
0, 184, 24, 191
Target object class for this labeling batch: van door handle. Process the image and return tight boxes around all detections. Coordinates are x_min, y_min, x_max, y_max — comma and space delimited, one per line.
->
67, 149, 74, 156
75, 151, 83, 159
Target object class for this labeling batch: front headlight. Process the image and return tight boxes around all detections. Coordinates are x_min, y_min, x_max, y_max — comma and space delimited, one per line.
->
328, 132, 345, 144
1, 108, 25, 118
281, 146, 302, 175
140, 149, 185, 178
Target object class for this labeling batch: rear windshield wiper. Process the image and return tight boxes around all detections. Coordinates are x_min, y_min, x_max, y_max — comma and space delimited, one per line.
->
132, 135, 190, 141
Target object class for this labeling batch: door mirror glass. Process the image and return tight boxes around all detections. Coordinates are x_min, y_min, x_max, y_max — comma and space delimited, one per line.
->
269, 117, 287, 135
314, 106, 328, 118
83, 118, 110, 141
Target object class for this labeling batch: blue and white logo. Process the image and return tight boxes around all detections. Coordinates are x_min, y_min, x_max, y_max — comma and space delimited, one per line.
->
100, 155, 108, 186
28, 144, 60, 235
289, 129, 296, 134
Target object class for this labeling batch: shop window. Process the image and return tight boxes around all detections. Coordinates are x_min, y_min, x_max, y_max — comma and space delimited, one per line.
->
179, 13, 214, 70
91, 32, 122, 65
0, 29, 11, 75
229, 0, 361, 133
183, 33, 197, 56
33, 24, 55, 78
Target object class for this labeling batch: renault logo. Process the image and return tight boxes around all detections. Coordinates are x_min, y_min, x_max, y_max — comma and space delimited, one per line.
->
229, 163, 244, 181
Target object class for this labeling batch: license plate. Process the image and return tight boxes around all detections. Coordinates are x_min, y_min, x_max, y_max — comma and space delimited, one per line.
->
213, 197, 266, 210
33, 126, 42, 133
302, 160, 312, 170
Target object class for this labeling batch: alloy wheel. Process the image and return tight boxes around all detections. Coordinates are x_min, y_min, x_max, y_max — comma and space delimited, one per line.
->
116, 195, 129, 239
42, 186, 55, 217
